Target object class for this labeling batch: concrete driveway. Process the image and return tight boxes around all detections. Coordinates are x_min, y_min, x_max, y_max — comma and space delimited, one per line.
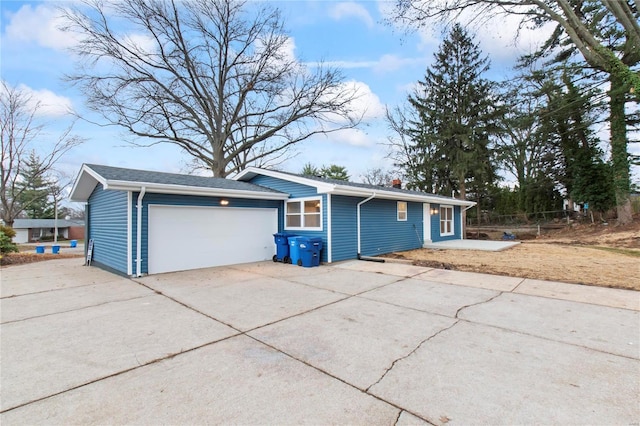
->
1, 258, 638, 425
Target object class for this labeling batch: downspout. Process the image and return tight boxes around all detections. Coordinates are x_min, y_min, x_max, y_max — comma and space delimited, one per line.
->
136, 187, 146, 277
84, 204, 90, 264
326, 194, 332, 263
461, 205, 474, 240
357, 193, 384, 262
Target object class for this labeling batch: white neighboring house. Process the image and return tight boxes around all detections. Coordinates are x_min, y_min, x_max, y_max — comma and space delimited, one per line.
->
7, 219, 85, 243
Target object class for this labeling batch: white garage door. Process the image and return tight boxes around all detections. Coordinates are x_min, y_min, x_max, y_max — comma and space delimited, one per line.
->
148, 205, 278, 274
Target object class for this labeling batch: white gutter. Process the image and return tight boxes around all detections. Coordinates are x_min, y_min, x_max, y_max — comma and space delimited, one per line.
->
105, 181, 289, 200
136, 187, 146, 277
357, 193, 376, 257
319, 186, 475, 207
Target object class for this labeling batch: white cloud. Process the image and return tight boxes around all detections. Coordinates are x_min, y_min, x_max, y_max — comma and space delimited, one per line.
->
254, 36, 297, 70
471, 14, 556, 63
372, 54, 424, 74
308, 55, 424, 75
18, 84, 74, 117
122, 33, 158, 55
4, 4, 77, 51
330, 128, 373, 147
328, 2, 375, 28
349, 81, 385, 120
322, 80, 384, 124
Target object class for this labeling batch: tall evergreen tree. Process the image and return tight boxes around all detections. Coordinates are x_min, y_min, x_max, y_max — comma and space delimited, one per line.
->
496, 69, 559, 214
520, 1, 638, 223
16, 152, 54, 219
319, 164, 350, 181
537, 67, 616, 214
402, 24, 500, 202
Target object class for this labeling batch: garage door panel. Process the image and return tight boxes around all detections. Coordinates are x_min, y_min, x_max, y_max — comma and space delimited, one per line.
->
148, 205, 277, 274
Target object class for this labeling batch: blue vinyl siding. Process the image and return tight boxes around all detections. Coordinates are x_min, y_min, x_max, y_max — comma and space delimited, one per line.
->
87, 184, 128, 274
330, 195, 359, 261
430, 204, 462, 242
248, 175, 328, 262
133, 192, 282, 274
249, 175, 318, 198
360, 200, 423, 256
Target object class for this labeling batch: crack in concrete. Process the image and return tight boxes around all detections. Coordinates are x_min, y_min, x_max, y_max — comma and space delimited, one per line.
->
454, 292, 503, 319
393, 409, 403, 426
364, 320, 460, 394
395, 410, 438, 426
247, 333, 434, 426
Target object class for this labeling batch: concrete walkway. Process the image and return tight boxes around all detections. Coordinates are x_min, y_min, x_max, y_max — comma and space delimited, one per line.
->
423, 239, 520, 251
1, 258, 638, 424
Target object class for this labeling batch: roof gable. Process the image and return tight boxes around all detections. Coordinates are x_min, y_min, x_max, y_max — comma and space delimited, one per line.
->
234, 167, 475, 206
70, 164, 289, 202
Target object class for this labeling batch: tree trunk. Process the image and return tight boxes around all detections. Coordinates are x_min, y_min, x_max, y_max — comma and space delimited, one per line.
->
459, 178, 467, 238
609, 74, 633, 225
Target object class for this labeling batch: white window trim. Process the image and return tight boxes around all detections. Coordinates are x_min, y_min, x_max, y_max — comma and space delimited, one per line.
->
397, 201, 407, 221
440, 205, 454, 236
285, 196, 323, 231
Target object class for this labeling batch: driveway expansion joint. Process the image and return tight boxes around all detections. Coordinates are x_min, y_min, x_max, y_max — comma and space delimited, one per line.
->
456, 317, 640, 361
0, 333, 242, 414
1, 293, 155, 325
0, 280, 123, 299
510, 277, 527, 293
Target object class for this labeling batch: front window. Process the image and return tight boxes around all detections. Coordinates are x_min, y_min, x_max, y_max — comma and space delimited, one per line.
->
397, 201, 407, 221
440, 206, 454, 236
285, 197, 322, 230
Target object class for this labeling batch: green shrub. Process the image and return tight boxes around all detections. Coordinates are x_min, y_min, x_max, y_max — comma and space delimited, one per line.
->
39, 235, 67, 242
0, 231, 18, 254
0, 225, 16, 239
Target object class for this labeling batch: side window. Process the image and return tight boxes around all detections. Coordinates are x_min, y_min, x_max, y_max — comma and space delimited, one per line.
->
397, 201, 407, 221
285, 197, 322, 230
439, 206, 454, 235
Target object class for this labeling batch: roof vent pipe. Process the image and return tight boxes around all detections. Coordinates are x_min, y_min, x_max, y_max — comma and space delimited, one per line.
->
392, 179, 401, 189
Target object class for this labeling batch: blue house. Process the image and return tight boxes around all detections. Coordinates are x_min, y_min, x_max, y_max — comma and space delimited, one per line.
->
70, 164, 474, 276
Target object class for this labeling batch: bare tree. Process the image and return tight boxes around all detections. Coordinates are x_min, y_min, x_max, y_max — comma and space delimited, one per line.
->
360, 167, 395, 186
390, 0, 640, 224
0, 82, 84, 228
61, 0, 362, 178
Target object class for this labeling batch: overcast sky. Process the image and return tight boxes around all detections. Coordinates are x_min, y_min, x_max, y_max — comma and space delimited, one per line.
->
2, 0, 604, 187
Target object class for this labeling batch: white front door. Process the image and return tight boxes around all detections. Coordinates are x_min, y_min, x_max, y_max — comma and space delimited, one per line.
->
148, 205, 278, 274
423, 203, 431, 244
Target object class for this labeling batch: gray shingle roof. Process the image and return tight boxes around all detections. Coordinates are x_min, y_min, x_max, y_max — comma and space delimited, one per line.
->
87, 164, 284, 194
276, 170, 462, 202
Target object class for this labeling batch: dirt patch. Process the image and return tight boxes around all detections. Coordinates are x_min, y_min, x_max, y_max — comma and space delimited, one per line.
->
1, 252, 83, 267
391, 220, 640, 291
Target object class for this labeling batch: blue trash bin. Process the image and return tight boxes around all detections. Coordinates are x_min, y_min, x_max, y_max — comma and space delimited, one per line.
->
298, 237, 323, 267
273, 233, 296, 262
70, 240, 78, 248
35, 246, 45, 254
288, 236, 303, 265
51, 245, 60, 254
